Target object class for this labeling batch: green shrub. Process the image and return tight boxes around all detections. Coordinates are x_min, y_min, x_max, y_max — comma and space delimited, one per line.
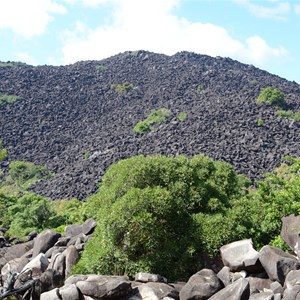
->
0, 140, 7, 161
49, 198, 86, 233
133, 108, 171, 134
0, 193, 16, 228
133, 121, 152, 133
245, 157, 300, 248
257, 118, 264, 127
196, 84, 204, 92
6, 192, 54, 237
74, 154, 249, 280
0, 162, 50, 197
0, 62, 15, 67
0, 62, 26, 67
0, 94, 20, 107
257, 87, 285, 108
147, 108, 171, 123
0, 193, 85, 238
111, 82, 133, 93
130, 50, 139, 56
83, 151, 90, 160
96, 65, 107, 71
7, 161, 50, 189
178, 112, 188, 121
276, 110, 300, 122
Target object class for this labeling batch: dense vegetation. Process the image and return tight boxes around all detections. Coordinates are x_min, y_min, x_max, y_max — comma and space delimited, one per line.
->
1, 140, 299, 280
0, 148, 84, 237
73, 155, 300, 280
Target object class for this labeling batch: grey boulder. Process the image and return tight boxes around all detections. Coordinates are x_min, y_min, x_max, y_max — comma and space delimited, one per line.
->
220, 239, 262, 272
281, 215, 300, 257
179, 269, 222, 300
208, 278, 250, 300
75, 277, 132, 299
32, 229, 61, 258
259, 245, 300, 284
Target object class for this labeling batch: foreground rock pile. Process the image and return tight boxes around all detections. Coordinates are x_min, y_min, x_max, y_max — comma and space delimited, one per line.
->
0, 215, 300, 299
0, 51, 300, 200
0, 218, 96, 299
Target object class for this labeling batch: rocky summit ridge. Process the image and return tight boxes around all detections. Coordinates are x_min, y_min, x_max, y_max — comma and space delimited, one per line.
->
0, 50, 299, 200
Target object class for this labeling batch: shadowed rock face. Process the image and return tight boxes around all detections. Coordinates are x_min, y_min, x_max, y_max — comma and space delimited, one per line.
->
0, 51, 299, 200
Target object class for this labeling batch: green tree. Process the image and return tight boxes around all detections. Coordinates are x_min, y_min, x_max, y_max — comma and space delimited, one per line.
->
246, 157, 300, 248
75, 154, 249, 280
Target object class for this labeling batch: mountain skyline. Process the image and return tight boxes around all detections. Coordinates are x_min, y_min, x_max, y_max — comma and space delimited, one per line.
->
0, 0, 299, 83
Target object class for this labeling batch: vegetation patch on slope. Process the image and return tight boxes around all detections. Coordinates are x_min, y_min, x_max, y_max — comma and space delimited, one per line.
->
133, 108, 172, 134
0, 94, 20, 107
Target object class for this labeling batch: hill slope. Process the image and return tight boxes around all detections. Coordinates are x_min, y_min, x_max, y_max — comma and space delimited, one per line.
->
0, 51, 299, 200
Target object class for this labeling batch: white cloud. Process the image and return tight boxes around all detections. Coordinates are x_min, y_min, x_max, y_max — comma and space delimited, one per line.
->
62, 0, 288, 68
295, 4, 300, 15
0, 0, 66, 38
234, 0, 291, 19
238, 36, 288, 65
62, 0, 112, 6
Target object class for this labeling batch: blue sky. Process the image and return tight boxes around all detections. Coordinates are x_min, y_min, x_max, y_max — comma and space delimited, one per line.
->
0, 0, 299, 83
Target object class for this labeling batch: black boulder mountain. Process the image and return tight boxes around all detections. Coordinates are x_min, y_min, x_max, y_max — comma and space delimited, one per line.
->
0, 51, 299, 200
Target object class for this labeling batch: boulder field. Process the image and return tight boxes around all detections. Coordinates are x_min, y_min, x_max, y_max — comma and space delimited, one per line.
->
0, 215, 299, 299
0, 51, 300, 200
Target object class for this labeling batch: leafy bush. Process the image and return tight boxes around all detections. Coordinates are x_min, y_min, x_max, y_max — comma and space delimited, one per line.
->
111, 82, 133, 93
8, 161, 50, 189
178, 112, 188, 121
133, 108, 172, 134
96, 65, 107, 71
147, 108, 171, 123
0, 140, 7, 161
83, 151, 90, 160
133, 121, 151, 134
3, 192, 53, 237
0, 193, 16, 228
245, 157, 300, 248
257, 118, 264, 127
130, 50, 139, 56
0, 192, 85, 237
276, 110, 300, 122
0, 94, 20, 107
74, 154, 249, 280
49, 198, 86, 233
257, 87, 285, 108
196, 84, 204, 92
0, 62, 26, 67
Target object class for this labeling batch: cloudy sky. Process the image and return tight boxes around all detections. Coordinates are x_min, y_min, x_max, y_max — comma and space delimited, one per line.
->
0, 0, 299, 83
